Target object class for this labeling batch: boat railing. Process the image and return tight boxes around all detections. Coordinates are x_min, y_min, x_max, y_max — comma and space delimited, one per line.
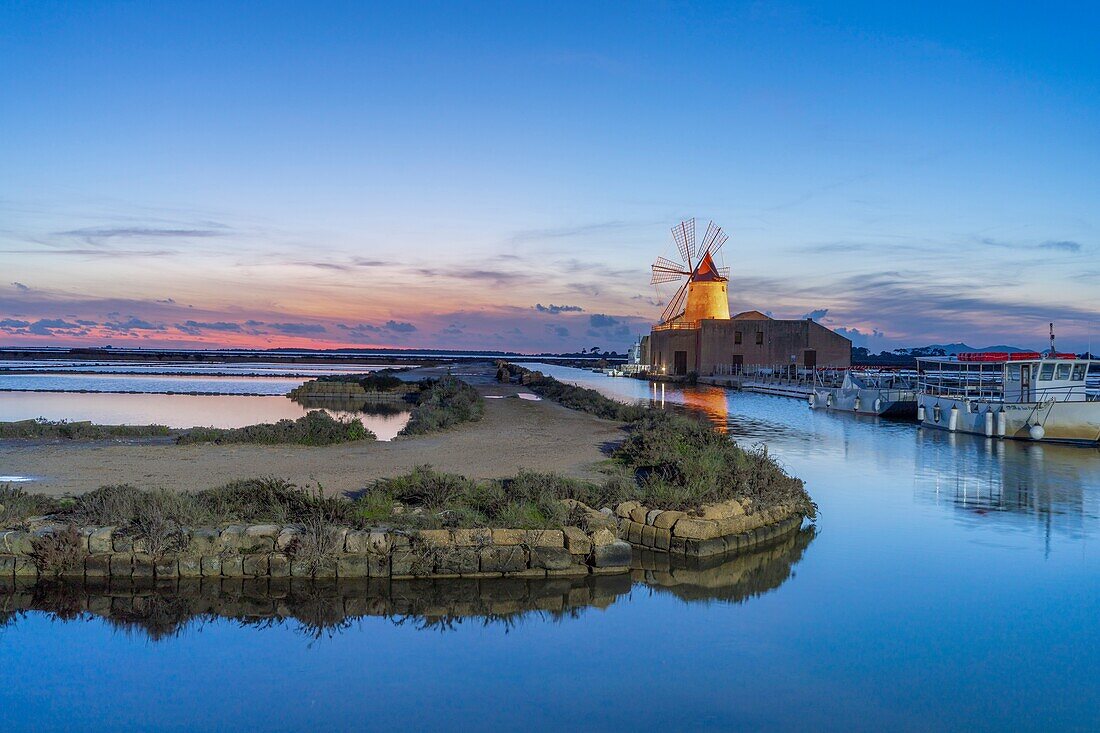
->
919, 381, 1090, 403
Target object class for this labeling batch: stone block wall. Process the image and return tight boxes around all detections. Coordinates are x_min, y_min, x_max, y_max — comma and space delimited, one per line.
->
613, 499, 805, 558
0, 525, 634, 583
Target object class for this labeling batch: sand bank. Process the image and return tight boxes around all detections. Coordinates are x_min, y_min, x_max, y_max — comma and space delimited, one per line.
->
1, 383, 626, 496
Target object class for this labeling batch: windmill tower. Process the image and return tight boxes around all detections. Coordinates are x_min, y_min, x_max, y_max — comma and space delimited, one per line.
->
650, 219, 730, 325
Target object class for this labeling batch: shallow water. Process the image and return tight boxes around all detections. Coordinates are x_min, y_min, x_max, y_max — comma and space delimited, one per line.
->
1, 364, 1098, 731
0, 391, 412, 441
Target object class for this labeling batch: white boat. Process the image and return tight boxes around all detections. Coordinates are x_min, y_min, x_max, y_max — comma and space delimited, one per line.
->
915, 351, 1100, 444
809, 369, 917, 417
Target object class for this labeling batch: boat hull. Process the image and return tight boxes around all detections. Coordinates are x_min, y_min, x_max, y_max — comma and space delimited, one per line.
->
917, 395, 1100, 444
811, 388, 917, 418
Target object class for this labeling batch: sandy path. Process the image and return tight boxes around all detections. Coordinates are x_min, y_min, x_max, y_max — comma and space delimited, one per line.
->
0, 382, 626, 496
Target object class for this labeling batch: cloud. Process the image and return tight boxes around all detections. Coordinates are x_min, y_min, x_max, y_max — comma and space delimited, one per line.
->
588, 314, 621, 329
979, 237, 1083, 254
0, 319, 31, 329
1039, 240, 1082, 252
545, 324, 569, 338
425, 267, 533, 286
535, 303, 584, 314
28, 318, 84, 335
800, 308, 829, 321
440, 323, 463, 336
57, 226, 226, 240
834, 326, 885, 348
267, 322, 327, 335
383, 320, 417, 333
104, 317, 162, 332
11, 282, 29, 291
337, 322, 382, 333
507, 220, 635, 245
175, 320, 244, 335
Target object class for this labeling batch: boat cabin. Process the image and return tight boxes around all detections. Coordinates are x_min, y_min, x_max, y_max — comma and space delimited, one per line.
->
917, 352, 1097, 404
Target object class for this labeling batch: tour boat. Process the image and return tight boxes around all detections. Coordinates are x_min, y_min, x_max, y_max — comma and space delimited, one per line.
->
915, 351, 1100, 444
809, 369, 918, 417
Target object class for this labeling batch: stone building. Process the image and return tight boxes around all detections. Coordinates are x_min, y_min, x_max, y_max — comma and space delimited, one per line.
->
645, 310, 851, 376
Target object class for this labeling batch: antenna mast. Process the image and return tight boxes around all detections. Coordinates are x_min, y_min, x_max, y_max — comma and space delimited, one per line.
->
1049, 322, 1056, 354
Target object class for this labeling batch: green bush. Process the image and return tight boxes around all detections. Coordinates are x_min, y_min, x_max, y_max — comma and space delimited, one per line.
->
399, 377, 485, 435
0, 419, 172, 440
316, 369, 408, 392
177, 410, 374, 446
0, 484, 62, 526
614, 411, 814, 516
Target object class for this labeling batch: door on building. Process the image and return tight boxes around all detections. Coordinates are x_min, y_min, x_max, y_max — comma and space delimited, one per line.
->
731, 354, 743, 374
673, 351, 688, 376
1021, 363, 1031, 402
803, 349, 817, 368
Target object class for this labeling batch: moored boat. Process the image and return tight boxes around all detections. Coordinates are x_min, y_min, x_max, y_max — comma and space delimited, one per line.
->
809, 369, 917, 417
915, 352, 1100, 444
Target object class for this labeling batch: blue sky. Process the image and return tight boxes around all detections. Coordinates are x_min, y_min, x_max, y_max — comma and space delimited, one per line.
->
2, 1, 1098, 352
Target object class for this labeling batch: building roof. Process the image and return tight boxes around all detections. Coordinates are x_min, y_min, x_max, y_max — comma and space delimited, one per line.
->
731, 310, 772, 320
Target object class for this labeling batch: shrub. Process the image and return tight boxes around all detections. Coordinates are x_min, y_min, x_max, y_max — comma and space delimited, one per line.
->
399, 377, 485, 435
315, 369, 409, 392
0, 419, 172, 440
614, 411, 814, 516
30, 523, 87, 576
192, 477, 357, 526
0, 484, 61, 526
177, 411, 374, 446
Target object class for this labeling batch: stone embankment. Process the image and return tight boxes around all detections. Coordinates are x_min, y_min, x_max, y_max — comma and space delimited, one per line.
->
614, 498, 805, 557
0, 523, 633, 582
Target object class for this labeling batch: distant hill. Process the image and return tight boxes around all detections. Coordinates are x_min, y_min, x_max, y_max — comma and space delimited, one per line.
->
914, 343, 1028, 355
853, 342, 1030, 366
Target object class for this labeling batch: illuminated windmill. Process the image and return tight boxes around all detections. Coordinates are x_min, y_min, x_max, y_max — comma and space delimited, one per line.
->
650, 219, 731, 325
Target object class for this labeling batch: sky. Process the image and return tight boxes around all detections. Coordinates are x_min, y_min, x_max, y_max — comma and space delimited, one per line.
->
2, 1, 1098, 353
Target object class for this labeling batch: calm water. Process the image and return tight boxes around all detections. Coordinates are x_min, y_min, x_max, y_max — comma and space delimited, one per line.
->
1, 364, 1098, 731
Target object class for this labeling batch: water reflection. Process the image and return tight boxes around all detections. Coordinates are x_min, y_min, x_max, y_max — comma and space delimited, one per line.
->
521, 363, 1100, 543
290, 392, 413, 417
916, 429, 1100, 541
0, 392, 412, 439
0, 530, 814, 642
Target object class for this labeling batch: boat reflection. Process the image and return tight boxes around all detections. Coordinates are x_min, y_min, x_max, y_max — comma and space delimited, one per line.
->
0, 529, 815, 641
916, 428, 1100, 540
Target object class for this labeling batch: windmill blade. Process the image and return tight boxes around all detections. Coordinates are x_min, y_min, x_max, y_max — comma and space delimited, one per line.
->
718, 266, 730, 279
699, 220, 729, 258
653, 255, 688, 273
651, 269, 686, 285
660, 280, 690, 324
671, 219, 696, 268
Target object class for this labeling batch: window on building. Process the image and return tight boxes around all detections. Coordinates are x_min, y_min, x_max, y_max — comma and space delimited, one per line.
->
734, 331, 742, 344
755, 331, 764, 345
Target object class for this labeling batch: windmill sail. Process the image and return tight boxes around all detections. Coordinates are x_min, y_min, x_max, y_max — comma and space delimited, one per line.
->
653, 218, 732, 326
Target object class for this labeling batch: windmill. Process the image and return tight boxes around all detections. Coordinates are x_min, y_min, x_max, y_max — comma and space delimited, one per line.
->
650, 219, 731, 325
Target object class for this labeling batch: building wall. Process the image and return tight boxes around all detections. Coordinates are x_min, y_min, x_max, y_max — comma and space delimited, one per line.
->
648, 318, 851, 375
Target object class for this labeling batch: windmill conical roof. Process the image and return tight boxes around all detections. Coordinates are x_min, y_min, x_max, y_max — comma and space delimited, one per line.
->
692, 251, 726, 282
